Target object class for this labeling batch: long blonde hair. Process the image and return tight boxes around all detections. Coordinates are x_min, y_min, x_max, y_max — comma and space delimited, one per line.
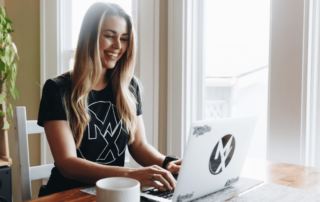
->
66, 3, 137, 148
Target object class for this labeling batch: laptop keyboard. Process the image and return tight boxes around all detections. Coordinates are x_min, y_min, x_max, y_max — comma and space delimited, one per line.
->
142, 173, 178, 200
143, 188, 174, 199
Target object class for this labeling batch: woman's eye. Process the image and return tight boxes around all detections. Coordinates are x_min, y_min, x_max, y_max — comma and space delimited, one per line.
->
121, 37, 129, 41
103, 34, 128, 42
104, 34, 114, 38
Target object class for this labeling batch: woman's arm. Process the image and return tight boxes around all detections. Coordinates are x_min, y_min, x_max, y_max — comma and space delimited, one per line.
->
44, 120, 175, 190
128, 116, 181, 174
128, 115, 165, 167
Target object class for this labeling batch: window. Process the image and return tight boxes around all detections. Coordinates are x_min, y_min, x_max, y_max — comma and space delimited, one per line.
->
168, 0, 319, 166
201, 0, 270, 159
167, 0, 270, 158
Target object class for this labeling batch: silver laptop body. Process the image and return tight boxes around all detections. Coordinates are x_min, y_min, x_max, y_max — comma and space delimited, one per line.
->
141, 117, 256, 202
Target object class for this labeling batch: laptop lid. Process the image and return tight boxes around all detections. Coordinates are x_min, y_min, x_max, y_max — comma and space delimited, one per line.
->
171, 117, 256, 201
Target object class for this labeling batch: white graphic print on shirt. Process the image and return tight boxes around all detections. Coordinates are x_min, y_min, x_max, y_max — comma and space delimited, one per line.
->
78, 101, 127, 164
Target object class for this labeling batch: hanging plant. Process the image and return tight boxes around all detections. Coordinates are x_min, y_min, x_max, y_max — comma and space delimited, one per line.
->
0, 6, 18, 129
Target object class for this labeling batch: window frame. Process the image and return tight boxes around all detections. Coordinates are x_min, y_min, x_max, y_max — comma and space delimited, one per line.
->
301, 0, 320, 167
267, 0, 311, 165
167, 0, 204, 156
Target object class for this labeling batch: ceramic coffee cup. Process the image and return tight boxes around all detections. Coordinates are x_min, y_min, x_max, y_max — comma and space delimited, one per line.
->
96, 177, 140, 202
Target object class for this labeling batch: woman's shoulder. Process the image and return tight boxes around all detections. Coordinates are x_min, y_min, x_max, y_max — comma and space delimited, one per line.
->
43, 72, 71, 93
51, 72, 71, 87
45, 72, 71, 87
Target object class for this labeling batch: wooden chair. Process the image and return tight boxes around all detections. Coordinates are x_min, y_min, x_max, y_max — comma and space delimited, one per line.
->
15, 106, 54, 200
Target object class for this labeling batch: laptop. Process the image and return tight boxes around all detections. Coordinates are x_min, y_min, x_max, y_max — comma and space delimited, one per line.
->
141, 117, 256, 202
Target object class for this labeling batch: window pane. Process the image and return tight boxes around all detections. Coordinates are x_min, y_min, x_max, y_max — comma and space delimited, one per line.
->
204, 0, 270, 77
202, 0, 270, 159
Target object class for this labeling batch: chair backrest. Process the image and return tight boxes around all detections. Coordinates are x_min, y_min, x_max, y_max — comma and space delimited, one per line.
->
15, 106, 54, 200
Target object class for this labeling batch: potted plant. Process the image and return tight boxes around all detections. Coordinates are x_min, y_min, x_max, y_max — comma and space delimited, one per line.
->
0, 5, 18, 165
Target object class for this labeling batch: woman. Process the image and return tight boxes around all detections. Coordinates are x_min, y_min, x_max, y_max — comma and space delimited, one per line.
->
37, 2, 180, 196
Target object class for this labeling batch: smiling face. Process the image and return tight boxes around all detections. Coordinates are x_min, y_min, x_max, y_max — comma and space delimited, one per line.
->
99, 15, 129, 69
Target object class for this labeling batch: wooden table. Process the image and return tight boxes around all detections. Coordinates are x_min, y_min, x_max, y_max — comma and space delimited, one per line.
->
241, 159, 320, 193
27, 159, 320, 202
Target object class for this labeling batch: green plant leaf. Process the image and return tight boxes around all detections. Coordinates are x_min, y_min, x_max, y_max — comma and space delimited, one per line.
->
0, 59, 4, 71
0, 6, 19, 130
2, 119, 9, 130
0, 94, 5, 104
0, 7, 5, 16
7, 104, 13, 119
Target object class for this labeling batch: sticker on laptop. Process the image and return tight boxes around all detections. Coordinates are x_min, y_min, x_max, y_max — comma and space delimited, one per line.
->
177, 192, 194, 202
209, 134, 236, 175
192, 125, 211, 137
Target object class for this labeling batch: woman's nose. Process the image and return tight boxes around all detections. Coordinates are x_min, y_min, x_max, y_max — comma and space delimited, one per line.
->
112, 37, 121, 49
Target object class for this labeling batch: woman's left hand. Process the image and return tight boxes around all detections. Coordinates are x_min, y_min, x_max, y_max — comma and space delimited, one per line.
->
166, 159, 182, 174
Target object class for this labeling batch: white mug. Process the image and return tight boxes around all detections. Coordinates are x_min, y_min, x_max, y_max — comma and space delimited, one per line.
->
96, 177, 140, 202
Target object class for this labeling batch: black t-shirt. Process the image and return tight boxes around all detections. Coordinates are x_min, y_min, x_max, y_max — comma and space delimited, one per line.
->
37, 72, 142, 195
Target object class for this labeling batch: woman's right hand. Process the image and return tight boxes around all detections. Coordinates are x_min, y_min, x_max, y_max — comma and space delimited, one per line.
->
128, 165, 176, 191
